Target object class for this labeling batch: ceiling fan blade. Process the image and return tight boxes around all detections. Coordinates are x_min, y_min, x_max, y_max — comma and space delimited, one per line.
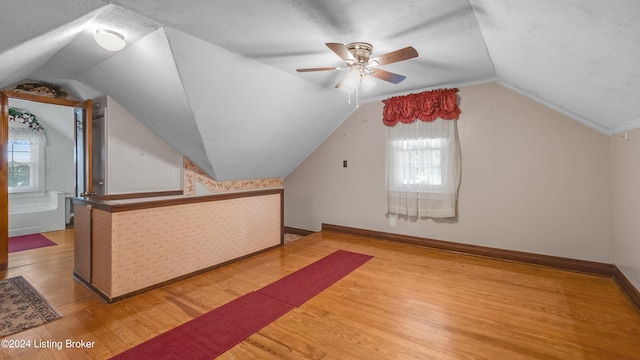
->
296, 67, 340, 72
334, 72, 348, 88
326, 43, 355, 62
371, 68, 407, 84
369, 46, 418, 66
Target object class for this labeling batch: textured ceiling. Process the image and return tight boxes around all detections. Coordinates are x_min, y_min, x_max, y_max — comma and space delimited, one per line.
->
110, 0, 496, 100
0, 0, 638, 181
473, 0, 640, 133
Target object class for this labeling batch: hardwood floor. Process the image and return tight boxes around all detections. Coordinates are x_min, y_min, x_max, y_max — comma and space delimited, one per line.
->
1, 229, 639, 359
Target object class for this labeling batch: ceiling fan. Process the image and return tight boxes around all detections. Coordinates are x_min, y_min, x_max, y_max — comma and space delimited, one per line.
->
296, 42, 418, 89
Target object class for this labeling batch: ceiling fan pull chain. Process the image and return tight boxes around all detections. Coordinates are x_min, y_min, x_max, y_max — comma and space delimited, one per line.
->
346, 87, 360, 107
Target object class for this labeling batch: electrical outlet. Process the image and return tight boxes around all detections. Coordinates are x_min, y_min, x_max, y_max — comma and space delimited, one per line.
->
390, 218, 396, 227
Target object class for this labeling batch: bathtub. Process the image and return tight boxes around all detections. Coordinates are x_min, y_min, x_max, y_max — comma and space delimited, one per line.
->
8, 191, 66, 237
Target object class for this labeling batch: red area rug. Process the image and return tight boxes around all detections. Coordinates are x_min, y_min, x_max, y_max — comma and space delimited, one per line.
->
111, 250, 373, 359
8, 233, 57, 253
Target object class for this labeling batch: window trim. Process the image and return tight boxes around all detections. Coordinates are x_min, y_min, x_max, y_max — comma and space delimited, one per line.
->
389, 137, 447, 192
8, 142, 45, 196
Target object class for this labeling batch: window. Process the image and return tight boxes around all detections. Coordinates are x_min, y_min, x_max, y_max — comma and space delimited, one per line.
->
386, 119, 460, 218
382, 88, 462, 218
8, 108, 47, 195
392, 137, 445, 187
8, 142, 44, 194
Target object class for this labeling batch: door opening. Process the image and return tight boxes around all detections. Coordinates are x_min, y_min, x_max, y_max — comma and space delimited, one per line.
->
0, 90, 92, 269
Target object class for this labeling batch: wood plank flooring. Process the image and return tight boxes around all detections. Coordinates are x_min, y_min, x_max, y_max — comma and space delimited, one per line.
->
1, 229, 639, 359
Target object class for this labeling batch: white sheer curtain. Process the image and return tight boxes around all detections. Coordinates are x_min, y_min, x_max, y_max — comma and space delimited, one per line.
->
386, 118, 460, 218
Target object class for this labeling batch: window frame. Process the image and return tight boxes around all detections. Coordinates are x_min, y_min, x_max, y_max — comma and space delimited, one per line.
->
7, 142, 45, 196
391, 137, 446, 190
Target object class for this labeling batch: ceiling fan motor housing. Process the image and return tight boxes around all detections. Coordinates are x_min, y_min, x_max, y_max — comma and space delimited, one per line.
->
345, 42, 373, 64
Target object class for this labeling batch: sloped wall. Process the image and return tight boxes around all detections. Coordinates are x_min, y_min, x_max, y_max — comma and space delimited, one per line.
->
284, 82, 614, 263
98, 96, 183, 194
166, 28, 357, 181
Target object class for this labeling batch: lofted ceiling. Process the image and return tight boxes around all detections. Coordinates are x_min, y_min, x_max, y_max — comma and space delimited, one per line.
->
1, 0, 638, 181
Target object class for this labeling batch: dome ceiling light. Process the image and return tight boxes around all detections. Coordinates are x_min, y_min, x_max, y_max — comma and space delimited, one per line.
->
94, 29, 126, 51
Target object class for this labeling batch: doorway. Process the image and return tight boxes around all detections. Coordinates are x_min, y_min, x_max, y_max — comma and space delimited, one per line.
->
0, 90, 93, 270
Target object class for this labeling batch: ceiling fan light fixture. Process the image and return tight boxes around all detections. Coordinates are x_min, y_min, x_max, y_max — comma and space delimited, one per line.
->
94, 29, 126, 51
361, 74, 377, 91
341, 67, 362, 90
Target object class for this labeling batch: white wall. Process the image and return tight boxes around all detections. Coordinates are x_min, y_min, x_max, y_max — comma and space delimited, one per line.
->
284, 82, 614, 263
611, 129, 640, 290
45, 128, 75, 195
101, 96, 183, 194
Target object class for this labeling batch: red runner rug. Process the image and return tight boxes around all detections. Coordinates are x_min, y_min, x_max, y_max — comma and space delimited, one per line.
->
111, 250, 373, 359
257, 250, 374, 306
8, 233, 57, 253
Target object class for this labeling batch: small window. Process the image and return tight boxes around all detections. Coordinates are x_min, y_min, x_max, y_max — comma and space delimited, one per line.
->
392, 137, 445, 187
386, 118, 461, 218
8, 142, 44, 194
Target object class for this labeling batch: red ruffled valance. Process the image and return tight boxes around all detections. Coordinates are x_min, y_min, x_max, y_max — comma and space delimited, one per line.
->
382, 88, 461, 126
